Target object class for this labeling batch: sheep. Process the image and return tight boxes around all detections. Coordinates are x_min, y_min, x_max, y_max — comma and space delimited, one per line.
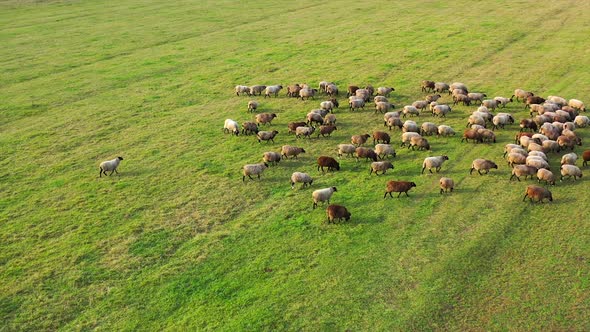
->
306, 112, 324, 126
286, 84, 302, 97
347, 85, 360, 97
99, 156, 123, 177
439, 177, 454, 194
323, 114, 337, 125
375, 144, 397, 159
240, 121, 258, 136
568, 99, 586, 112
312, 187, 337, 209
288, 121, 307, 134
504, 143, 525, 157
470, 159, 498, 175
526, 156, 550, 170
264, 85, 283, 98
377, 87, 395, 97
527, 142, 545, 153
528, 151, 548, 161
421, 80, 435, 92
223, 119, 240, 136
387, 117, 403, 131
547, 96, 567, 107
409, 136, 430, 151
425, 94, 442, 103
494, 96, 513, 108
434, 82, 450, 94
249, 85, 267, 96
512, 89, 534, 102
247, 100, 259, 112
541, 140, 560, 153
365, 84, 375, 96
402, 105, 420, 118
355, 147, 378, 162
525, 96, 546, 109
420, 122, 438, 136
523, 185, 553, 203
478, 128, 497, 143
318, 81, 333, 94
296, 126, 315, 139
338, 144, 356, 158
317, 125, 337, 137
453, 94, 471, 106
375, 96, 389, 103
321, 99, 339, 112
561, 153, 577, 165
281, 145, 306, 159
402, 120, 419, 133
450, 82, 468, 93
384, 181, 417, 198
255, 113, 277, 126
583, 150, 590, 167
422, 155, 449, 174
262, 152, 281, 165
432, 104, 451, 117
556, 135, 580, 151
467, 114, 486, 128
519, 119, 538, 132
510, 165, 538, 181
412, 100, 429, 112
383, 111, 401, 124
437, 125, 456, 137
560, 164, 583, 181
482, 99, 499, 110
299, 88, 318, 100
373, 131, 391, 144
470, 92, 490, 103
326, 204, 351, 223
507, 152, 527, 168
317, 156, 340, 172
355, 88, 370, 102
370, 161, 394, 175
492, 114, 514, 130
351, 134, 371, 146
235, 85, 250, 96
461, 129, 483, 143
242, 163, 269, 181
310, 108, 330, 117
326, 83, 339, 96
375, 101, 395, 114
349, 98, 366, 111
537, 168, 556, 185
401, 132, 422, 147
257, 130, 279, 143
290, 172, 313, 189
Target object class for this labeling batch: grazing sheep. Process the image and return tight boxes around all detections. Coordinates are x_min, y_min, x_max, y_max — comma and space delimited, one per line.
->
263, 152, 281, 165
349, 98, 366, 111
317, 125, 337, 137
255, 113, 277, 126
247, 100, 259, 112
507, 152, 527, 168
569, 99, 586, 112
235, 85, 250, 96
338, 144, 356, 158
365, 85, 375, 97
317, 156, 340, 172
377, 87, 395, 97
375, 101, 395, 114
560, 164, 583, 181
241, 121, 259, 135
326, 204, 351, 223
504, 144, 526, 158
384, 181, 417, 198
249, 85, 267, 96
326, 83, 339, 96
373, 131, 391, 144
409, 136, 431, 151
402, 120, 419, 133
542, 140, 560, 153
356, 147, 378, 162
492, 114, 514, 130
296, 126, 315, 139
401, 132, 422, 147
421, 80, 435, 93
512, 89, 534, 102
306, 112, 324, 126
527, 142, 545, 153
387, 117, 403, 131
299, 88, 318, 100
223, 119, 240, 136
561, 153, 577, 165
510, 165, 538, 181
281, 145, 306, 159
461, 129, 483, 143
470, 159, 498, 175
375, 144, 397, 159
242, 163, 269, 181
286, 84, 302, 97
99, 156, 123, 177
370, 161, 394, 175
439, 177, 454, 194
323, 114, 337, 125
257, 130, 279, 143
402, 105, 420, 118
288, 121, 307, 134
537, 168, 556, 185
526, 156, 550, 170
312, 187, 337, 209
482, 99, 499, 110
351, 133, 371, 146
437, 125, 456, 137
432, 104, 451, 117
264, 85, 283, 98
556, 135, 580, 151
523, 185, 553, 203
412, 100, 429, 112
434, 82, 450, 94
494, 96, 513, 107
290, 172, 313, 189
583, 150, 590, 166
420, 122, 438, 136
515, 132, 533, 144
422, 155, 449, 174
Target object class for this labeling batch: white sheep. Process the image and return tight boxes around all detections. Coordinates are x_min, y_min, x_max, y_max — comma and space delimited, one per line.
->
242, 163, 269, 181
437, 125, 455, 137
375, 144, 396, 159
482, 99, 499, 110
383, 111, 401, 125
235, 85, 250, 96
374, 96, 389, 103
264, 85, 283, 98
290, 172, 313, 189
507, 152, 527, 168
528, 151, 548, 161
99, 156, 123, 177
312, 187, 337, 209
561, 153, 578, 165
401, 132, 422, 147
223, 119, 240, 136
467, 114, 486, 128
560, 164, 583, 181
370, 161, 394, 175
420, 122, 438, 136
526, 156, 550, 170
412, 100, 429, 112
402, 120, 419, 133
375, 101, 395, 114
263, 152, 281, 165
568, 99, 586, 112
295, 126, 315, 139
422, 155, 449, 174
547, 96, 567, 107
338, 144, 357, 158
536, 168, 556, 185
377, 87, 395, 97
402, 105, 420, 118
257, 130, 279, 143
432, 104, 451, 117
494, 96, 512, 108
324, 114, 337, 125
574, 115, 590, 127
320, 100, 335, 112
247, 100, 259, 112
492, 114, 514, 130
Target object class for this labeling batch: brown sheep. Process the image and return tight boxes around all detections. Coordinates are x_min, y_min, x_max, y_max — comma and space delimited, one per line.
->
470, 159, 498, 175
425, 94, 442, 103
351, 134, 371, 146
317, 156, 340, 172
461, 129, 483, 143
281, 145, 306, 159
326, 204, 351, 223
249, 85, 267, 96
583, 150, 590, 166
317, 125, 337, 137
519, 119, 538, 132
384, 181, 417, 198
241, 121, 259, 135
299, 88, 318, 100
288, 121, 307, 134
286, 84, 302, 97
372, 131, 391, 144
255, 113, 277, 126
347, 85, 360, 97
355, 147, 378, 162
523, 185, 553, 203
326, 84, 339, 96
511, 89, 534, 102
421, 80, 435, 93
510, 165, 537, 181
525, 96, 546, 109
409, 137, 430, 151
453, 94, 471, 106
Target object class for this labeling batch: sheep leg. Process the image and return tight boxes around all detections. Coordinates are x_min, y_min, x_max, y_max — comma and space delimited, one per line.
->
404, 191, 410, 197
522, 193, 528, 201
478, 169, 483, 175
429, 168, 434, 174
470, 168, 475, 175
421, 167, 426, 174
248, 175, 254, 181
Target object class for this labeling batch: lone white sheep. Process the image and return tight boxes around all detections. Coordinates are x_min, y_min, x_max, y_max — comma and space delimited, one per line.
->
560, 164, 583, 181
422, 155, 449, 174
290, 172, 313, 189
242, 163, 269, 182
99, 156, 123, 177
223, 119, 240, 136
312, 187, 337, 209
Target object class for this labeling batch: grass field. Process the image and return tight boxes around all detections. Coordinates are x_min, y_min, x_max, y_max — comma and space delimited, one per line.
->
2, 0, 590, 330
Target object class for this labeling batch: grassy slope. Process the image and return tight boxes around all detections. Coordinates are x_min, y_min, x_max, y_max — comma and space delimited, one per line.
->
1, 0, 590, 330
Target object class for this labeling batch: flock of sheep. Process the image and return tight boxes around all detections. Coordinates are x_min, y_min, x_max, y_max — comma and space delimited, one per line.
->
222, 81, 588, 222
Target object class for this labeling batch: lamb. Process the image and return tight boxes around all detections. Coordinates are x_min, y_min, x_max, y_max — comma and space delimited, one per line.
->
312, 187, 337, 209
432, 104, 451, 117
298, 88, 318, 100
470, 159, 498, 175
536, 168, 556, 185
384, 181, 417, 198
241, 121, 259, 135
401, 132, 422, 147
420, 122, 438, 136
561, 153, 577, 165
288, 121, 307, 134
370, 161, 394, 175
461, 129, 483, 143
402, 120, 419, 133
249, 85, 267, 96
281, 145, 306, 159
296, 126, 315, 139
375, 144, 397, 159
375, 101, 395, 114
409, 136, 430, 150
387, 117, 403, 131
290, 172, 313, 189
482, 99, 499, 110
306, 112, 324, 126
422, 155, 449, 174
469, 92, 489, 103
437, 125, 456, 137
583, 150, 590, 166
373, 131, 391, 144
255, 113, 277, 125
434, 82, 450, 94
262, 152, 281, 165
338, 144, 356, 158
349, 98, 366, 111
568, 99, 586, 112
257, 130, 279, 143
510, 165, 538, 181
526, 156, 550, 170
377, 87, 395, 97
317, 125, 337, 137
264, 85, 283, 98
402, 105, 420, 118
507, 152, 527, 168
560, 164, 583, 181
326, 204, 351, 223
223, 119, 240, 136
247, 100, 259, 112
511, 89, 534, 102
421, 80, 435, 92
235, 85, 250, 96
351, 134, 371, 146
355, 147, 378, 161
242, 163, 269, 181
494, 96, 513, 107
317, 156, 340, 172
323, 114, 337, 125
99, 156, 123, 177
492, 114, 514, 130
439, 177, 454, 194
523, 185, 553, 203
